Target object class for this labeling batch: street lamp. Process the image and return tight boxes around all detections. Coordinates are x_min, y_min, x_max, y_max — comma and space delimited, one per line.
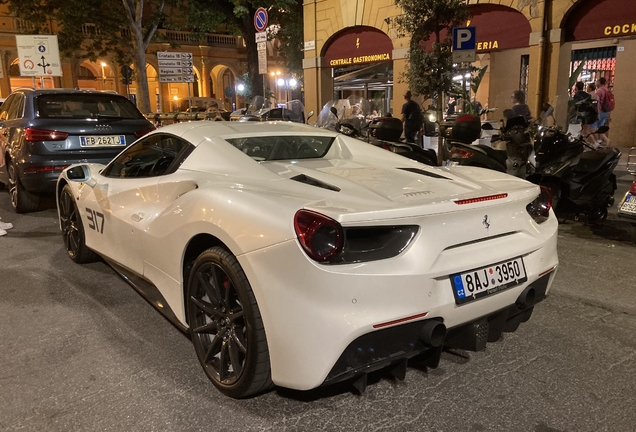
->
100, 62, 107, 89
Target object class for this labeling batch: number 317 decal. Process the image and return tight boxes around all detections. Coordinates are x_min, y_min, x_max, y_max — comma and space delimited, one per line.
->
85, 208, 105, 234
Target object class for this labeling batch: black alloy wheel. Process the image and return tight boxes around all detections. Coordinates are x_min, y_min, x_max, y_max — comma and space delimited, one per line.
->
59, 185, 98, 263
8, 160, 39, 213
187, 247, 272, 398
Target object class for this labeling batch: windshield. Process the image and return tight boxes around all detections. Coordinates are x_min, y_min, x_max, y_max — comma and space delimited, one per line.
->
37, 94, 144, 119
225, 135, 335, 161
246, 96, 271, 115
315, 96, 372, 131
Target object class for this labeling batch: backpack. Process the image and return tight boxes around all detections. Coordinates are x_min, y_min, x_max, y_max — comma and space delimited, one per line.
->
602, 90, 615, 112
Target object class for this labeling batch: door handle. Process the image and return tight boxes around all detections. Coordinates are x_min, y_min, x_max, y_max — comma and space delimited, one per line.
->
130, 213, 144, 222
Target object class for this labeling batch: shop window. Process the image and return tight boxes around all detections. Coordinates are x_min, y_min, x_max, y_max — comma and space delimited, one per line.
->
571, 47, 616, 88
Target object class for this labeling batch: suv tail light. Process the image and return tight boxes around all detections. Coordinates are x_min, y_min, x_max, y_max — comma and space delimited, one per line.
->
526, 186, 552, 224
25, 128, 69, 142
134, 128, 155, 138
629, 181, 636, 195
294, 210, 343, 262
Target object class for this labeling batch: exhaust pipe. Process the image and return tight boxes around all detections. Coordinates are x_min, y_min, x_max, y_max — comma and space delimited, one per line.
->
419, 320, 446, 347
516, 286, 536, 309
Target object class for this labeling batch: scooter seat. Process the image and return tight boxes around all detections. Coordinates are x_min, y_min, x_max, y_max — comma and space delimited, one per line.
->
477, 144, 508, 167
572, 147, 621, 174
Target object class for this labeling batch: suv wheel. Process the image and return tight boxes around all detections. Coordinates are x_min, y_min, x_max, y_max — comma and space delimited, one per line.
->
8, 160, 40, 213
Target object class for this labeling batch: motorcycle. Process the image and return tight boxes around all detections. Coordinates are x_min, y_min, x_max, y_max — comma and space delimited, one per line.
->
617, 146, 636, 221
315, 96, 437, 166
444, 112, 528, 175
446, 95, 621, 222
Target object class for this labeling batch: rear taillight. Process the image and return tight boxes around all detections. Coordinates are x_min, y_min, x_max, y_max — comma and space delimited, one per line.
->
526, 186, 552, 224
451, 147, 474, 159
134, 128, 155, 138
23, 165, 69, 174
25, 127, 69, 142
294, 210, 343, 262
630, 181, 636, 195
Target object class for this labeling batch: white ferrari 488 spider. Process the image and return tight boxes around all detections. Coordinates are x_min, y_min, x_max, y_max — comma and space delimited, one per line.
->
57, 121, 558, 398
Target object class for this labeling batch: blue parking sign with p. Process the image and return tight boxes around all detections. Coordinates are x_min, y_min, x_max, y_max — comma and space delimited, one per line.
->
453, 27, 476, 51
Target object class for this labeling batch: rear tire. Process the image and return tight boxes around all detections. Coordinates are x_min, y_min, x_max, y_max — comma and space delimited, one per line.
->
8, 160, 40, 213
186, 247, 273, 398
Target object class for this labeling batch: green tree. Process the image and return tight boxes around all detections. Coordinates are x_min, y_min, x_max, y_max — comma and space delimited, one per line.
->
182, 0, 300, 98
4, 0, 169, 113
388, 0, 469, 163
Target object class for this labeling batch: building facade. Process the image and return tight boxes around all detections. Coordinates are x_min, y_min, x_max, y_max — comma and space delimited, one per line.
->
303, 0, 636, 147
0, 5, 295, 114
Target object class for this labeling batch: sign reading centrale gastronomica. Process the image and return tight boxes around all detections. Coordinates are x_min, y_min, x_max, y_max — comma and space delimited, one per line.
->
323, 27, 393, 67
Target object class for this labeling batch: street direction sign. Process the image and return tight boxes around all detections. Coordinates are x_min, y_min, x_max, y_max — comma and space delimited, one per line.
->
157, 51, 194, 83
160, 76, 194, 83
157, 51, 193, 60
254, 7, 268, 32
16, 35, 62, 77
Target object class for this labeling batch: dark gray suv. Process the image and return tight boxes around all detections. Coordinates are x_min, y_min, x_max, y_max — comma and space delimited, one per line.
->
0, 88, 154, 212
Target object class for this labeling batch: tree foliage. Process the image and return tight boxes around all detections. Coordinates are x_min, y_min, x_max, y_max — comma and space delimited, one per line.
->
3, 0, 303, 110
3, 0, 169, 113
181, 0, 301, 99
389, 0, 469, 100
388, 0, 469, 163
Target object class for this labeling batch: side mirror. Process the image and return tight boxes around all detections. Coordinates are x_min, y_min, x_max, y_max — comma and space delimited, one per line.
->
481, 122, 494, 131
595, 125, 609, 134
66, 164, 97, 187
67, 165, 91, 181
330, 107, 338, 118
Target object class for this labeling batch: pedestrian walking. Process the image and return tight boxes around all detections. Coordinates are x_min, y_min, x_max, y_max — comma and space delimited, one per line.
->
401, 91, 423, 144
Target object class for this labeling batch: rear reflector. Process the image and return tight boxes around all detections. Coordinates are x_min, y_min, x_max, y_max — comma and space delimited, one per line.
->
630, 181, 636, 195
451, 147, 475, 159
25, 128, 69, 142
454, 193, 508, 205
538, 265, 558, 278
373, 312, 429, 329
24, 165, 69, 174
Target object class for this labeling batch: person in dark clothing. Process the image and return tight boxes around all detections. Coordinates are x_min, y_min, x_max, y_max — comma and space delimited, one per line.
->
401, 90, 423, 144
510, 90, 532, 121
572, 81, 597, 139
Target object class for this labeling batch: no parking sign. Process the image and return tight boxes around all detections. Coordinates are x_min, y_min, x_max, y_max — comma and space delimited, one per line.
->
254, 7, 268, 32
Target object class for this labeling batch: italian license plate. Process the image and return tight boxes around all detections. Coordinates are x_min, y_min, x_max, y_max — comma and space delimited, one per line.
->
80, 135, 126, 147
450, 257, 527, 305
619, 194, 636, 215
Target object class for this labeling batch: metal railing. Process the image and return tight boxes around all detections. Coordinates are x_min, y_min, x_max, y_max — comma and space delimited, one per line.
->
627, 147, 636, 175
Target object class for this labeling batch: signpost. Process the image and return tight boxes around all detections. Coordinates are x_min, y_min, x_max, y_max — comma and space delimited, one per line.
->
157, 52, 194, 83
16, 35, 62, 88
255, 8, 269, 77
452, 27, 477, 63
157, 51, 195, 110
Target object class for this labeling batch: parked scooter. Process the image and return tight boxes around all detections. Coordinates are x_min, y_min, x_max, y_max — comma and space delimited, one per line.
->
447, 113, 534, 178
528, 122, 620, 222
446, 98, 621, 222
